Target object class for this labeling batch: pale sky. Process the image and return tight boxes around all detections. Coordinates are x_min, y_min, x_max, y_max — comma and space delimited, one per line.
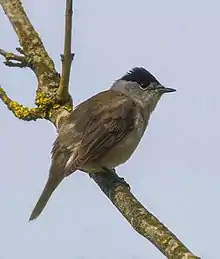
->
0, 0, 219, 258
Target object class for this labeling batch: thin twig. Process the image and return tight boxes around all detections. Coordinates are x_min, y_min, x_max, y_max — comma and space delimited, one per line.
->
0, 48, 33, 69
56, 0, 74, 102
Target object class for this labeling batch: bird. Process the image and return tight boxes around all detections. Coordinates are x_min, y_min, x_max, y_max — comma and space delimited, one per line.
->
29, 67, 176, 221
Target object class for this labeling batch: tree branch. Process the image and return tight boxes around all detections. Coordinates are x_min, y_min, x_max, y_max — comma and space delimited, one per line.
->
0, 1, 201, 259
0, 0, 72, 125
90, 170, 200, 259
0, 48, 33, 69
0, 86, 44, 120
56, 0, 74, 103
0, 0, 56, 76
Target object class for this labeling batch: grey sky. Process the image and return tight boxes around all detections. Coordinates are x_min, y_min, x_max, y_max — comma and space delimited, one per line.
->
0, 0, 219, 258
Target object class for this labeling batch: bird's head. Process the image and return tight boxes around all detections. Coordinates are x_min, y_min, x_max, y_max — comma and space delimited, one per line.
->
112, 67, 176, 113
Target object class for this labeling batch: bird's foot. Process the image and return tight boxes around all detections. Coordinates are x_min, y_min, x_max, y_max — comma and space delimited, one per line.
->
88, 167, 130, 196
101, 167, 130, 189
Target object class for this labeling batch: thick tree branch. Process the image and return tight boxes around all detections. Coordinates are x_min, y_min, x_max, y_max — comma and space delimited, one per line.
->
0, 1, 201, 259
0, 0, 56, 75
91, 170, 200, 259
0, 0, 72, 125
57, 0, 74, 103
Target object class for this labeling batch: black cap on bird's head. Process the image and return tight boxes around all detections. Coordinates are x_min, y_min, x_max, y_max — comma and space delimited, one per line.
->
120, 67, 176, 93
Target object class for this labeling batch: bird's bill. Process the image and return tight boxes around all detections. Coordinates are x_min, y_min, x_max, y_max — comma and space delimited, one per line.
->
161, 87, 176, 93
156, 84, 176, 93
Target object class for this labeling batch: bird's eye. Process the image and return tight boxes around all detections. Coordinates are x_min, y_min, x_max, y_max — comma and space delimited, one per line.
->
139, 84, 147, 90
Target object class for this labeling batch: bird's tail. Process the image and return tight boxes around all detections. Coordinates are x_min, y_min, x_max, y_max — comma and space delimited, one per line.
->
29, 174, 64, 221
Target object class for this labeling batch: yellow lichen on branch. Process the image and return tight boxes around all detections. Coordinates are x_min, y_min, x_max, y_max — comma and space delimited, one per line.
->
0, 85, 73, 122
0, 0, 73, 124
0, 87, 44, 120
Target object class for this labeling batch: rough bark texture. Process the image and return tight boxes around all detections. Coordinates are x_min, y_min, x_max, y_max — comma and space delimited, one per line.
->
0, 1, 201, 258
91, 170, 199, 259
1, 0, 72, 125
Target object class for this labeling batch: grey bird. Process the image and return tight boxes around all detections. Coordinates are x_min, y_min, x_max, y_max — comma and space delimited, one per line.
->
29, 67, 176, 221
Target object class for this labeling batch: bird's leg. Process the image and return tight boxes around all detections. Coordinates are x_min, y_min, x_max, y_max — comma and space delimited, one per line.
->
101, 167, 130, 189
88, 167, 130, 196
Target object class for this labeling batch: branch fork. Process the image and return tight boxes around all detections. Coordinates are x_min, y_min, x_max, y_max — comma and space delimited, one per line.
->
0, 47, 33, 69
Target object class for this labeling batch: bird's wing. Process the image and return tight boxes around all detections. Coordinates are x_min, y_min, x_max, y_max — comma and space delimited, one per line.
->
74, 90, 137, 169
57, 90, 137, 172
